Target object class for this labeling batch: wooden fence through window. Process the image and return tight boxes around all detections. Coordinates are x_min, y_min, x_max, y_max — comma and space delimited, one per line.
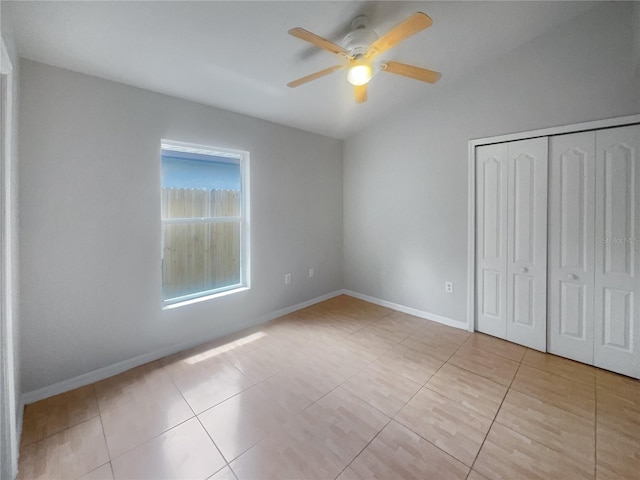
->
161, 188, 241, 299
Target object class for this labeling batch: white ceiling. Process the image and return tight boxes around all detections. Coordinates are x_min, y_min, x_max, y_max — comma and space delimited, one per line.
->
6, 1, 597, 139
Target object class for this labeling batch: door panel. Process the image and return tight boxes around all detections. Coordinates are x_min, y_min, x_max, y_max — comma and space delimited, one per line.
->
602, 143, 634, 275
594, 125, 640, 378
512, 274, 533, 326
602, 288, 632, 349
559, 282, 586, 338
548, 132, 596, 364
506, 138, 548, 350
513, 154, 534, 264
476, 144, 508, 339
481, 270, 501, 317
559, 148, 589, 270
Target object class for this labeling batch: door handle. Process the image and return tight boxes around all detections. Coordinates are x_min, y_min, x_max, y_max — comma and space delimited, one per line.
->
568, 274, 578, 280
520, 267, 528, 273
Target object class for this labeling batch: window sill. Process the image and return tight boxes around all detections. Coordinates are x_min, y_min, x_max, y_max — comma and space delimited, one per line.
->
162, 286, 250, 310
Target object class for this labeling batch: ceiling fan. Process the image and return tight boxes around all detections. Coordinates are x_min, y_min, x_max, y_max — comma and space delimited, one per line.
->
287, 12, 441, 103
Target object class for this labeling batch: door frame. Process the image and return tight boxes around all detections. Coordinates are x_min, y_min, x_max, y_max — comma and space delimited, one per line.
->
0, 36, 18, 480
466, 114, 640, 334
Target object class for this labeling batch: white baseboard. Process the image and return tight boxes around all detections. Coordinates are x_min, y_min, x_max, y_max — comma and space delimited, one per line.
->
22, 290, 344, 405
343, 290, 469, 330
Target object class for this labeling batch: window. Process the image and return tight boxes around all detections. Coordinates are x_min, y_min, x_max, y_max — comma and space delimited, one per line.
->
161, 141, 249, 306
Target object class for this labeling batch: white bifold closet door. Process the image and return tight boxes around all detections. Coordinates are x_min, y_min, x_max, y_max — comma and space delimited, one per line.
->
548, 132, 596, 364
549, 125, 639, 378
476, 138, 548, 350
594, 126, 639, 378
476, 143, 508, 339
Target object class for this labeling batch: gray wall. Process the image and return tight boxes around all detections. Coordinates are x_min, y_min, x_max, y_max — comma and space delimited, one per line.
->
343, 3, 640, 323
19, 60, 344, 393
1, 5, 21, 478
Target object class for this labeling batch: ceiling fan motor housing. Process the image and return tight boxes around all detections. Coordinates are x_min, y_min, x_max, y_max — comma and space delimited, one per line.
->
343, 15, 378, 57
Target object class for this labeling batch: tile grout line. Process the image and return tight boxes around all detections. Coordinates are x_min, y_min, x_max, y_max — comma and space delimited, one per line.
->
332, 417, 394, 479
331, 332, 445, 480
468, 356, 524, 474
448, 343, 521, 384
19, 412, 103, 451
488, 358, 599, 470
73, 461, 113, 480
508, 366, 596, 421
449, 347, 598, 419
461, 346, 600, 477
517, 359, 596, 387
335, 331, 486, 478
222, 309, 395, 478
193, 415, 230, 473
445, 360, 515, 390
159, 361, 232, 473
75, 384, 111, 479
106, 461, 115, 479
115, 415, 199, 461
336, 333, 474, 479
380, 334, 493, 475
298, 312, 429, 479
96, 362, 202, 459
301, 312, 400, 478
28, 368, 199, 475
294, 323, 398, 421
19, 387, 105, 451
92, 383, 114, 465
297, 313, 414, 411
462, 334, 529, 362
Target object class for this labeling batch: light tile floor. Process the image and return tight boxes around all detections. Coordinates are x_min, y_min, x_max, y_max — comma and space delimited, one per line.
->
17, 295, 640, 479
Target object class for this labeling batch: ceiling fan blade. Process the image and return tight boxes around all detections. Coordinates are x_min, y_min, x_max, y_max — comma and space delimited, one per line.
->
288, 27, 351, 57
287, 65, 345, 88
366, 12, 433, 59
354, 84, 368, 103
382, 61, 441, 83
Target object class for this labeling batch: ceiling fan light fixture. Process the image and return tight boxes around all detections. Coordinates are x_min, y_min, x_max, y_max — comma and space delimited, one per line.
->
347, 63, 373, 86
287, 11, 438, 101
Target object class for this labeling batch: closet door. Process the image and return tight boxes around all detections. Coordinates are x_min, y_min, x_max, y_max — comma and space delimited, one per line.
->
593, 125, 640, 378
505, 138, 548, 350
548, 132, 596, 364
476, 144, 508, 339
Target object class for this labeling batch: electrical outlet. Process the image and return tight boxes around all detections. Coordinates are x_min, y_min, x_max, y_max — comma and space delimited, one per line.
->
308, 268, 314, 278
445, 281, 454, 293
284, 273, 292, 285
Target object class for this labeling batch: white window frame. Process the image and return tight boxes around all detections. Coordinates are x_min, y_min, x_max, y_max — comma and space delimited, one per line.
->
160, 140, 250, 308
